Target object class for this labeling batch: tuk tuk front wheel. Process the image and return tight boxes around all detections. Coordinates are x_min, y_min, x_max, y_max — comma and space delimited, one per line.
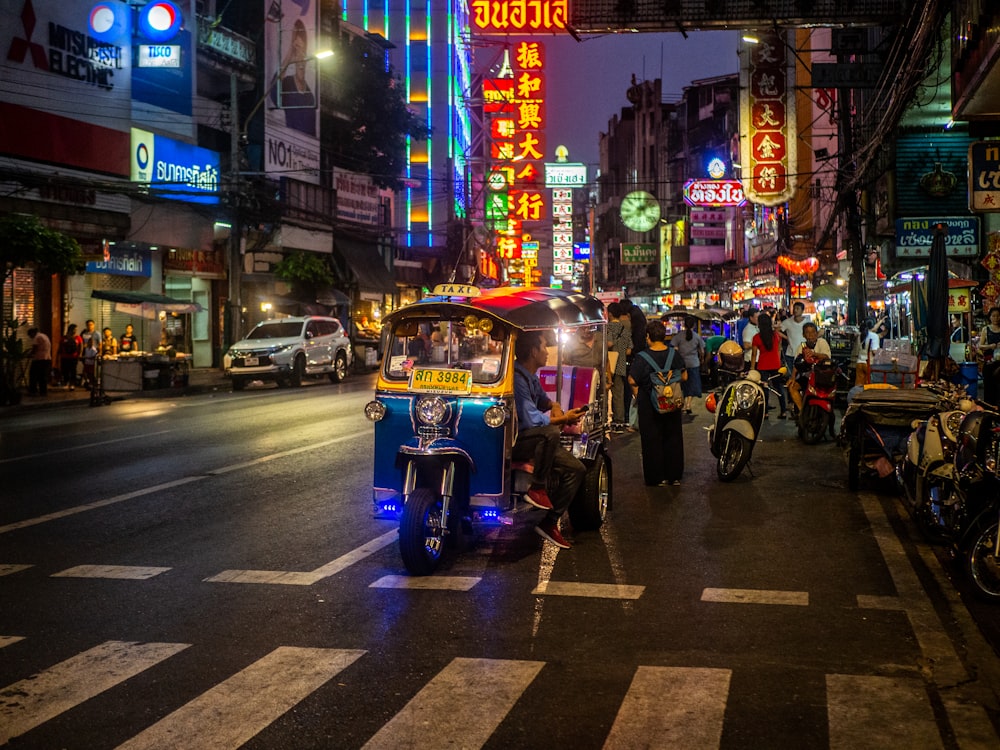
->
569, 452, 610, 531
399, 487, 445, 575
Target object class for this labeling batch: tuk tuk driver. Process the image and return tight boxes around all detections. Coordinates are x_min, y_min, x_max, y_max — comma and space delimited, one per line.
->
513, 330, 588, 550
788, 321, 832, 413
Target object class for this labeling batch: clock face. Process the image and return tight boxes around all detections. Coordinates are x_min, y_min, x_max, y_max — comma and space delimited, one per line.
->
620, 190, 661, 232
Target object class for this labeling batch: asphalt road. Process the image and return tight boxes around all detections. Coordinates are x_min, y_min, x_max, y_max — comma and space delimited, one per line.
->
1, 379, 999, 748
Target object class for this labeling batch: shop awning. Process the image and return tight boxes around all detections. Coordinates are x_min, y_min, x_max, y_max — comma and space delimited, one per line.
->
333, 237, 396, 295
91, 290, 204, 319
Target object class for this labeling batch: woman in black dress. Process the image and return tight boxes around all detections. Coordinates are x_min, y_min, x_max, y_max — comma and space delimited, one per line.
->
628, 320, 687, 486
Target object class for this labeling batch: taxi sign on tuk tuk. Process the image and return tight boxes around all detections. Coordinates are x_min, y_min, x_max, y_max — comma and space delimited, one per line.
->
432, 283, 480, 298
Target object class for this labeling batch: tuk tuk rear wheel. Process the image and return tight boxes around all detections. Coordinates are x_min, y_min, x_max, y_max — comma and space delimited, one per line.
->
399, 487, 445, 576
569, 452, 610, 531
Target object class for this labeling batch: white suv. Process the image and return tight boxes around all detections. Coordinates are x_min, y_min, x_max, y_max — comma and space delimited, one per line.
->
224, 316, 353, 390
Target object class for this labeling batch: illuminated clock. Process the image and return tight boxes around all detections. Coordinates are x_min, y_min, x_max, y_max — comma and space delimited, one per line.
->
619, 191, 661, 232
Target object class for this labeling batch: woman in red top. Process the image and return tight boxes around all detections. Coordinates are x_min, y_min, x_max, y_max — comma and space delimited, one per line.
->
751, 311, 788, 419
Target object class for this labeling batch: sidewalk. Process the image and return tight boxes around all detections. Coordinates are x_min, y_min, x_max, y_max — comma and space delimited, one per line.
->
5, 368, 232, 413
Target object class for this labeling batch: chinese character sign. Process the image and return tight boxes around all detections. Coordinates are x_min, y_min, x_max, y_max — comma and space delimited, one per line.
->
739, 31, 797, 206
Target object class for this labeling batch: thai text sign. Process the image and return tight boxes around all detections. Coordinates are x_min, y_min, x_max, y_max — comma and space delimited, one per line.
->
683, 179, 745, 207
621, 243, 657, 264
471, 0, 567, 33
894, 217, 980, 258
969, 141, 1000, 212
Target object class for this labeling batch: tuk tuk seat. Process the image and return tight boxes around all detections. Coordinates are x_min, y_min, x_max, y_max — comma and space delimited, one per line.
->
538, 366, 599, 411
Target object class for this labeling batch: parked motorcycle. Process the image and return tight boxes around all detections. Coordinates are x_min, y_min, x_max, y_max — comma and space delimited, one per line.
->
899, 392, 1000, 601
797, 361, 842, 444
706, 368, 766, 481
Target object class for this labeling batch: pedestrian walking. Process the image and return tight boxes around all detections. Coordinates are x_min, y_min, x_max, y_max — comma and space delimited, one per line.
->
27, 327, 51, 396
671, 315, 705, 415
628, 320, 687, 486
59, 324, 81, 390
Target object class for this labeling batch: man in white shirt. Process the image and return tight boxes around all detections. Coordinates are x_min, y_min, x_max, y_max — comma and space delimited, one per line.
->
27, 327, 51, 396
779, 302, 808, 375
742, 308, 759, 369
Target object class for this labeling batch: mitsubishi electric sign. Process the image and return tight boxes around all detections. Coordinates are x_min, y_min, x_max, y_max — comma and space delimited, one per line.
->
130, 128, 220, 205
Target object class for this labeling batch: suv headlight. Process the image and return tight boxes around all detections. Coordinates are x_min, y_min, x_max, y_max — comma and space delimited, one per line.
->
415, 396, 449, 425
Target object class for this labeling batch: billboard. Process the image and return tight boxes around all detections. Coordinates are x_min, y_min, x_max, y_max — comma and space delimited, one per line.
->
264, 0, 321, 184
131, 128, 220, 205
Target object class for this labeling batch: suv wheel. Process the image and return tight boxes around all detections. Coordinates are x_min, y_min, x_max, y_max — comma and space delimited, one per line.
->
290, 354, 306, 387
329, 351, 348, 383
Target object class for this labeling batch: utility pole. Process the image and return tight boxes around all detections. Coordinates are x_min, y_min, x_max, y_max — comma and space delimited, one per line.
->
226, 72, 243, 353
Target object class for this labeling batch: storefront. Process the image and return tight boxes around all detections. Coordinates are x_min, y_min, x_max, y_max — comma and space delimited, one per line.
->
332, 235, 397, 369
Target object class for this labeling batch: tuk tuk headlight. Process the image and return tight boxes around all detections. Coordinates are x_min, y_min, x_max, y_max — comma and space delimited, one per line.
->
415, 396, 449, 425
364, 400, 387, 421
483, 403, 507, 428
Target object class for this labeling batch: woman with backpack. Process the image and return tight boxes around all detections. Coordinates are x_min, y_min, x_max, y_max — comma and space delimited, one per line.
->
628, 320, 688, 486
59, 323, 82, 390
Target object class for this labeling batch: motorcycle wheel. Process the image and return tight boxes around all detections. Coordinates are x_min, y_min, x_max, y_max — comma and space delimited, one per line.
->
569, 452, 610, 531
799, 404, 828, 445
399, 487, 445, 576
964, 520, 1000, 602
913, 473, 956, 544
717, 430, 751, 482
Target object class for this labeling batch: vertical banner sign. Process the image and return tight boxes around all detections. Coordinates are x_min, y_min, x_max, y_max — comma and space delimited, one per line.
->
552, 188, 573, 279
739, 30, 797, 206
264, 0, 320, 184
509, 40, 546, 228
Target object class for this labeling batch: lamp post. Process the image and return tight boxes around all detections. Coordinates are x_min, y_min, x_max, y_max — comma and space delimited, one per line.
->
224, 50, 333, 355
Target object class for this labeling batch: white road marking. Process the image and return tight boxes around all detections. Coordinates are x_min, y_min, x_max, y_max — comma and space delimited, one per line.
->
0, 430, 370, 534
370, 574, 481, 591
205, 529, 398, 585
700, 587, 809, 606
361, 657, 544, 750
604, 666, 731, 750
860, 493, 1000, 746
51, 565, 170, 580
0, 564, 31, 576
0, 429, 176, 465
0, 640, 190, 745
856, 594, 905, 610
532, 580, 645, 599
116, 647, 365, 750
0, 636, 24, 649
826, 674, 942, 749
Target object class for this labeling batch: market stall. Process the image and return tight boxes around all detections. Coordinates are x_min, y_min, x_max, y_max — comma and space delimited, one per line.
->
90, 290, 202, 393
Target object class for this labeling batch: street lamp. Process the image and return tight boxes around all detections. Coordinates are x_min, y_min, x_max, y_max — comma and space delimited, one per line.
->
225, 50, 333, 354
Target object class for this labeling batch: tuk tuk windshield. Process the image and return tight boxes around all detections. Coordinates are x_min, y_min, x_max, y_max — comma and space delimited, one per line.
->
384, 316, 509, 385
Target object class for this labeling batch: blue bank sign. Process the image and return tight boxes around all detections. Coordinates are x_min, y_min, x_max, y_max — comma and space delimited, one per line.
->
130, 128, 220, 204
86, 243, 152, 277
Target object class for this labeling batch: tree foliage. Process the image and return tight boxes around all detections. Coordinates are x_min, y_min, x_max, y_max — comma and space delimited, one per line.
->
1, 213, 82, 281
274, 250, 334, 291
323, 37, 431, 191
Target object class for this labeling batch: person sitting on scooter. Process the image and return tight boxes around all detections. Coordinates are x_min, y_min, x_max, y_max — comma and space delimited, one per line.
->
788, 322, 832, 413
512, 330, 588, 550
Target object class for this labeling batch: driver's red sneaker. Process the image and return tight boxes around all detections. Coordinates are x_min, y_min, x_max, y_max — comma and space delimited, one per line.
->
524, 488, 554, 510
535, 519, 571, 549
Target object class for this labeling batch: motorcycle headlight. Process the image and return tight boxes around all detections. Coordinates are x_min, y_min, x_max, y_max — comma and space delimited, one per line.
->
364, 400, 387, 422
945, 411, 965, 438
483, 403, 507, 428
734, 383, 758, 410
415, 396, 449, 425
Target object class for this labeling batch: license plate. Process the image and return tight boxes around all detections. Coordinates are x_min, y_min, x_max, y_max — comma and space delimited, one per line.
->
242, 357, 259, 367
409, 367, 472, 394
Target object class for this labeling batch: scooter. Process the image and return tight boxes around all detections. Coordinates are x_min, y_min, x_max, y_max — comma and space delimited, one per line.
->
797, 361, 841, 444
706, 368, 766, 481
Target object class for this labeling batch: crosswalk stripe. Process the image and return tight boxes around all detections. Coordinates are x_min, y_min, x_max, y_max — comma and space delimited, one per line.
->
51, 565, 171, 580
826, 674, 943, 749
603, 666, 731, 749
532, 580, 645, 599
0, 636, 24, 649
370, 574, 481, 591
205, 529, 398, 585
0, 564, 32, 577
0, 640, 190, 745
361, 657, 544, 750
115, 647, 365, 750
701, 587, 809, 606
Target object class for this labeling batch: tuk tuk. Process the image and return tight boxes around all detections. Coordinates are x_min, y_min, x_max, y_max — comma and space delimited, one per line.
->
364, 285, 613, 575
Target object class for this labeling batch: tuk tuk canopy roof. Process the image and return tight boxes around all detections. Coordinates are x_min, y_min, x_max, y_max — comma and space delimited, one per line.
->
384, 286, 606, 330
